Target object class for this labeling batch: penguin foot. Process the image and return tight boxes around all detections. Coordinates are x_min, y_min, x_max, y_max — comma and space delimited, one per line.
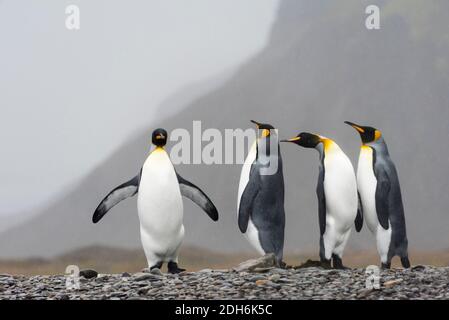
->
150, 261, 163, 270
332, 254, 350, 270
334, 265, 351, 270
333, 264, 350, 270
320, 259, 332, 269
381, 262, 391, 270
278, 261, 288, 269
168, 261, 186, 274
401, 257, 411, 269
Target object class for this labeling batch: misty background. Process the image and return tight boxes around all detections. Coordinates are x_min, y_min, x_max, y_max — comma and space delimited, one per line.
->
0, 0, 278, 217
1, 0, 448, 261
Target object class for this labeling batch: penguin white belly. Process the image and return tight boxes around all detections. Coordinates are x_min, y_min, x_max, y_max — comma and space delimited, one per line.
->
237, 141, 256, 209
323, 152, 358, 231
137, 149, 184, 266
357, 146, 380, 233
357, 146, 391, 262
237, 141, 265, 255
321, 150, 357, 259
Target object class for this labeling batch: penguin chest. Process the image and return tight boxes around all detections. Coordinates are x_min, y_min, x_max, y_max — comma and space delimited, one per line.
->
237, 141, 256, 212
137, 149, 183, 237
357, 146, 378, 233
323, 152, 358, 227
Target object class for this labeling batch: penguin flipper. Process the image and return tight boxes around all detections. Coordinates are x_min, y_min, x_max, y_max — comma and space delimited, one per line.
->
176, 173, 219, 221
238, 168, 260, 233
375, 169, 391, 230
92, 170, 142, 223
355, 191, 364, 232
316, 165, 326, 236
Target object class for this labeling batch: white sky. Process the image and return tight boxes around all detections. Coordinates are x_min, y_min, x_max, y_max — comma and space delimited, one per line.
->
0, 0, 279, 216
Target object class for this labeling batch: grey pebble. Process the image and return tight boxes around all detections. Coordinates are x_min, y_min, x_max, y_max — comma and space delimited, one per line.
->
134, 273, 160, 282
248, 275, 266, 282
150, 268, 164, 276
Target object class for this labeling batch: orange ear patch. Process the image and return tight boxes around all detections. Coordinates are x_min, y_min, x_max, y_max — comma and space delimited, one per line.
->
320, 138, 336, 153
262, 129, 270, 137
374, 130, 382, 141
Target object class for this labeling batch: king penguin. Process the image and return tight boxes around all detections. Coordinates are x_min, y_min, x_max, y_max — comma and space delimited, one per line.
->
92, 128, 219, 273
282, 132, 360, 269
237, 120, 285, 266
345, 121, 410, 269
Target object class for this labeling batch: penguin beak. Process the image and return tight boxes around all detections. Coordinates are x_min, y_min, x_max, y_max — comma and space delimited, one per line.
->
280, 136, 301, 143
250, 120, 261, 128
344, 121, 365, 133
155, 134, 165, 140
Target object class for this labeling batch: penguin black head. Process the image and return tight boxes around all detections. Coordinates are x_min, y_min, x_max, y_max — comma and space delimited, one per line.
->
152, 128, 168, 147
344, 121, 382, 144
251, 120, 275, 137
281, 132, 321, 148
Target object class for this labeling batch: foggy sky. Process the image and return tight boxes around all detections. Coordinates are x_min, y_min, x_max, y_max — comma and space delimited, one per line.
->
0, 0, 279, 216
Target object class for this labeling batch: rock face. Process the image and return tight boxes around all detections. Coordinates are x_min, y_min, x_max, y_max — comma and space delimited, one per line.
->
1, 266, 448, 300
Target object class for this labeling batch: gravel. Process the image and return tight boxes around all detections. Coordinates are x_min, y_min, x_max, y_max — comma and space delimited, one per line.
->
0, 265, 448, 300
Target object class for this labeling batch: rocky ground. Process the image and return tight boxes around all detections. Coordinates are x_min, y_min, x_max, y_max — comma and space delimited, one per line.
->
0, 255, 448, 300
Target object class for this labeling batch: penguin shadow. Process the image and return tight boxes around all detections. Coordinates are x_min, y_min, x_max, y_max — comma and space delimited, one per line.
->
292, 259, 350, 270
293, 259, 331, 270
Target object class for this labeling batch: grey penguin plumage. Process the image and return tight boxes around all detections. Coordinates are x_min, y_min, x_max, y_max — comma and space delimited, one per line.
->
282, 132, 359, 269
345, 121, 410, 269
238, 120, 285, 266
